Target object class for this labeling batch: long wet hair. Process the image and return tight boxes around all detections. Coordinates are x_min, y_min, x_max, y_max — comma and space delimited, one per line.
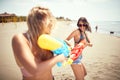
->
27, 6, 56, 61
77, 17, 92, 32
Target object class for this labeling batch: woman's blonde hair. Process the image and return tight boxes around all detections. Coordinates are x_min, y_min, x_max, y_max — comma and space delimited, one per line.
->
27, 6, 56, 61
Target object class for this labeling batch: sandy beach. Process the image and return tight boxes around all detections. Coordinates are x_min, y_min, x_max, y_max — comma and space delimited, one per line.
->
0, 21, 120, 80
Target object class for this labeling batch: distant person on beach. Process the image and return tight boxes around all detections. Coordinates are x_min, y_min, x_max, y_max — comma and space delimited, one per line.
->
65, 17, 93, 80
95, 25, 98, 32
12, 6, 66, 80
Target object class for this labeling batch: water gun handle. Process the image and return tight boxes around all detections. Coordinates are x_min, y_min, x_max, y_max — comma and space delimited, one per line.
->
56, 62, 62, 67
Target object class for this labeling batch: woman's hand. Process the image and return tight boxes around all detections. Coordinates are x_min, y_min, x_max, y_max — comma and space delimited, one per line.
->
87, 43, 93, 47
64, 40, 73, 49
55, 54, 66, 63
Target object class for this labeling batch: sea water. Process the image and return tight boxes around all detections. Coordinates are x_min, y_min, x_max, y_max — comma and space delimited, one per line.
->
71, 21, 120, 37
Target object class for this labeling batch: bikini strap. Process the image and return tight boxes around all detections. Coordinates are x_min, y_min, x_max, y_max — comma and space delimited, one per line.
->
26, 33, 32, 49
75, 29, 90, 43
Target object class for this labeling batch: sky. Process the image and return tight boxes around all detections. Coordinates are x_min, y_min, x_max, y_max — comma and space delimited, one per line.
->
0, 0, 120, 21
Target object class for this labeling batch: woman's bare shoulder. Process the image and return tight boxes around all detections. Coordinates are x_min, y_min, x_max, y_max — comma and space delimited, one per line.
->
12, 34, 22, 42
12, 34, 21, 40
71, 29, 79, 34
12, 33, 27, 47
85, 31, 92, 36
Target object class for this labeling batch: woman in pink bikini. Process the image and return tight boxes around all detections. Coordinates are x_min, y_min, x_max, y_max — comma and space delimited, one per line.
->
12, 6, 65, 80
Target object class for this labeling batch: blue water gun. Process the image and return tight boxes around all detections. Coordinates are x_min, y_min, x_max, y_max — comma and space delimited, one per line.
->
37, 34, 70, 67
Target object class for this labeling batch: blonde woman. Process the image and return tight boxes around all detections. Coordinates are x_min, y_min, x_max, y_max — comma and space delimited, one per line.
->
66, 17, 92, 80
12, 6, 65, 80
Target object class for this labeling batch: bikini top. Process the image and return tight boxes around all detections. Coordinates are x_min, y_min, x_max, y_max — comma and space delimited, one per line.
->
75, 29, 89, 44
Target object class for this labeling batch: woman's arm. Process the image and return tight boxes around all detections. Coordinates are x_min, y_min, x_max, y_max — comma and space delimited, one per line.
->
66, 30, 75, 41
65, 30, 76, 48
12, 34, 65, 76
85, 32, 93, 47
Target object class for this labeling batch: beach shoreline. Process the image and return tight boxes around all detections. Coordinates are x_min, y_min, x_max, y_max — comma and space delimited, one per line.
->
0, 21, 120, 80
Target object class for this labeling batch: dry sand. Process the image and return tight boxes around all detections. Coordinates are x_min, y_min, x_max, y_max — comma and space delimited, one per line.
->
0, 21, 120, 80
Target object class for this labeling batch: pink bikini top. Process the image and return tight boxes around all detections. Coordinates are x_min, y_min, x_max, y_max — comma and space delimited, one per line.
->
20, 67, 33, 77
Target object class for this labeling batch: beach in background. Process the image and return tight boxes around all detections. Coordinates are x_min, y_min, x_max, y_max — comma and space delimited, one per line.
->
71, 20, 120, 37
0, 21, 120, 80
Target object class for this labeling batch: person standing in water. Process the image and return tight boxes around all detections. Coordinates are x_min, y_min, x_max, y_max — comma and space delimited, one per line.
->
95, 25, 98, 32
